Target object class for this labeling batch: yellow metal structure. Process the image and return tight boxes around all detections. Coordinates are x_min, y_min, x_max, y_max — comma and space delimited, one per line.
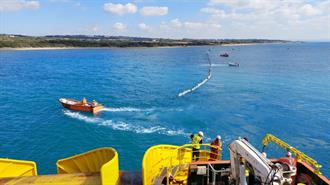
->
142, 144, 221, 185
0, 173, 101, 185
262, 133, 322, 175
57, 147, 120, 185
0, 158, 37, 178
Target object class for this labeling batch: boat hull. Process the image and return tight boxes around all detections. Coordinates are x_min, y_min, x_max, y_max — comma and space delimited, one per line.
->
59, 98, 104, 114
228, 62, 239, 67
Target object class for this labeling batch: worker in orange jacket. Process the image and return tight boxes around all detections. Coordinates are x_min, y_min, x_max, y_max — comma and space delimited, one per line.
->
209, 135, 222, 161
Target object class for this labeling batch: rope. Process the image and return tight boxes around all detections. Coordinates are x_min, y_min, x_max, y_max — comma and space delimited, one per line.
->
178, 50, 212, 97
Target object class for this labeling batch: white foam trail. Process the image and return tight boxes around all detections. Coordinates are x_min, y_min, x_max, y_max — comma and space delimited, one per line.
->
63, 110, 102, 123
178, 51, 213, 97
102, 107, 183, 113
200, 64, 226, 67
63, 110, 188, 137
101, 107, 152, 112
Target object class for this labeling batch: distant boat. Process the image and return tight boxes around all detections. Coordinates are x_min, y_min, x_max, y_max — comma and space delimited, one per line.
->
59, 97, 104, 114
220, 53, 229, 57
228, 62, 239, 67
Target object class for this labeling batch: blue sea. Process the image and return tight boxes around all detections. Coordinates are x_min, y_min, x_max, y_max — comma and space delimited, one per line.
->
0, 43, 329, 177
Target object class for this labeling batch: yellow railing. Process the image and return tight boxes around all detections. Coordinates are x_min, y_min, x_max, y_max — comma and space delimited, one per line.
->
56, 147, 120, 185
262, 133, 322, 175
0, 158, 37, 178
142, 144, 222, 185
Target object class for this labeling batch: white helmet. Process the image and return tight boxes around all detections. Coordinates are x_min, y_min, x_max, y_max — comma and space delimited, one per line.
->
287, 152, 292, 157
217, 135, 221, 140
198, 131, 204, 137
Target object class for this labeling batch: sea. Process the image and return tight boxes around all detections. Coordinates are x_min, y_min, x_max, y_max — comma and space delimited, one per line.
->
0, 42, 329, 177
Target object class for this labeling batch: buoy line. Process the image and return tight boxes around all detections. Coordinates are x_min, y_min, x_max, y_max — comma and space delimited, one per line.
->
178, 50, 212, 97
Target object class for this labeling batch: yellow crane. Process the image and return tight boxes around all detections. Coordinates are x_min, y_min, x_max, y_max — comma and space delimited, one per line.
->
262, 133, 322, 175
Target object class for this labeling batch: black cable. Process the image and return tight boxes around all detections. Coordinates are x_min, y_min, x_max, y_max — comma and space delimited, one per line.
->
270, 166, 279, 185
265, 168, 272, 185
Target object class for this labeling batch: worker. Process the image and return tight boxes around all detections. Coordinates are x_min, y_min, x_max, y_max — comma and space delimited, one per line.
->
91, 100, 98, 107
209, 135, 222, 161
191, 131, 203, 161
81, 97, 87, 105
245, 167, 250, 185
286, 151, 295, 166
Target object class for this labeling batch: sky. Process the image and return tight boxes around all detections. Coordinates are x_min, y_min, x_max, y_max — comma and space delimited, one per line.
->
0, 0, 329, 40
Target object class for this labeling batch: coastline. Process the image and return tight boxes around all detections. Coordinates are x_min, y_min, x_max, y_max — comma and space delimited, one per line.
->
0, 47, 82, 51
221, 43, 259, 46
0, 42, 284, 51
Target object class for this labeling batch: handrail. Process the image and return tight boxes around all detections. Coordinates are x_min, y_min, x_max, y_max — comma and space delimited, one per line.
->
262, 133, 322, 175
142, 143, 223, 185
207, 163, 229, 185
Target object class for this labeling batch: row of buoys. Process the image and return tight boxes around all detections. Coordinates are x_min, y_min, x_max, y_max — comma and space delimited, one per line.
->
178, 50, 212, 97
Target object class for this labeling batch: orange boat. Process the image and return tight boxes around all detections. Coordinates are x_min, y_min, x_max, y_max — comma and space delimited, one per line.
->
59, 97, 104, 114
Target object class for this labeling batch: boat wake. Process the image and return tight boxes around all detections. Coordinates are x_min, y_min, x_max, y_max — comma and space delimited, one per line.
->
200, 64, 226, 67
63, 110, 188, 136
101, 107, 153, 112
178, 51, 212, 97
101, 107, 183, 113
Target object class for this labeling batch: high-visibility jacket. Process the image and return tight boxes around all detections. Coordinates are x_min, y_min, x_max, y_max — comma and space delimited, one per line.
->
192, 134, 202, 149
245, 169, 249, 177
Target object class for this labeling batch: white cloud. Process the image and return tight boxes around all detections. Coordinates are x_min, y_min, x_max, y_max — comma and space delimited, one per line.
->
170, 18, 182, 28
25, 1, 39, 9
140, 6, 168, 16
138, 23, 151, 31
49, 0, 70, 2
204, 0, 329, 22
104, 3, 137, 15
91, 25, 100, 32
113, 22, 127, 31
198, 0, 329, 40
300, 4, 322, 16
0, 0, 40, 11
184, 21, 221, 29
184, 22, 204, 29
200, 7, 227, 18
208, 0, 250, 8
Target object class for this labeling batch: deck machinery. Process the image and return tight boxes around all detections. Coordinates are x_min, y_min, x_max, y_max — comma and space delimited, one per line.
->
142, 134, 329, 185
0, 134, 329, 185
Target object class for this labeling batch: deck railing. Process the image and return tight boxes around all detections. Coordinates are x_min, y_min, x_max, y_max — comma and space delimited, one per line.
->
142, 143, 222, 185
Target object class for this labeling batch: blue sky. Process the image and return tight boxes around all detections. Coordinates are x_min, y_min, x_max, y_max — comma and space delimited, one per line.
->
0, 0, 329, 40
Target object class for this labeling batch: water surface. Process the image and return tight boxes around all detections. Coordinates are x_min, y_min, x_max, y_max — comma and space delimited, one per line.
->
0, 43, 329, 176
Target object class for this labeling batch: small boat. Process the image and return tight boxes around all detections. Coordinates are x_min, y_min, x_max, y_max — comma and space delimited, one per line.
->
220, 53, 229, 57
228, 62, 239, 67
59, 97, 104, 114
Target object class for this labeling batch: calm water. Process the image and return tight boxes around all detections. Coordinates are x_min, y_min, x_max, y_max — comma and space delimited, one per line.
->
0, 43, 329, 176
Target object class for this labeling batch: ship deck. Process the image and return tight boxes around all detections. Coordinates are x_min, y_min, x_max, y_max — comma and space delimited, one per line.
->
0, 171, 142, 185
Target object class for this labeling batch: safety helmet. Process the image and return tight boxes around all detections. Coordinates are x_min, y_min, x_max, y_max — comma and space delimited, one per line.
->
198, 131, 204, 137
287, 152, 292, 157
217, 135, 221, 140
